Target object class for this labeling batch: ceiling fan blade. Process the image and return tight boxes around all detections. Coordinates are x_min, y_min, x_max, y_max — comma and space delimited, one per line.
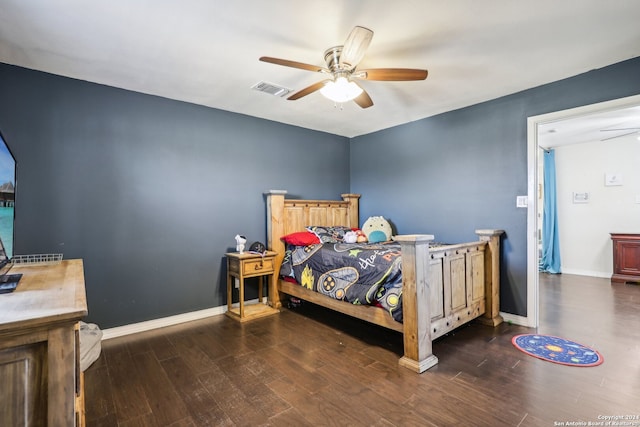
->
601, 130, 640, 141
259, 56, 328, 73
287, 80, 329, 100
353, 86, 373, 109
356, 68, 428, 81
339, 26, 374, 69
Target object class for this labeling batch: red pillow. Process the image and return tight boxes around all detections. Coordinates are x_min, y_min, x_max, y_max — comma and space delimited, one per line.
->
281, 231, 321, 246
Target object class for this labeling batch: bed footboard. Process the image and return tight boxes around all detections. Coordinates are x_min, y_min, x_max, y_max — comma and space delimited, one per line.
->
395, 230, 503, 372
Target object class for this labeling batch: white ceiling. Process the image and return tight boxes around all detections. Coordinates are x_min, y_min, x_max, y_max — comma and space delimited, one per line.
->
1, 0, 639, 138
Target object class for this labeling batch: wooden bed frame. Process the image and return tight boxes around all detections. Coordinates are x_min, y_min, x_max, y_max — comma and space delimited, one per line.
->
265, 190, 504, 373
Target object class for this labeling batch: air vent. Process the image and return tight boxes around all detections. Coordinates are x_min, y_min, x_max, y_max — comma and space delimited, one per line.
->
251, 81, 291, 97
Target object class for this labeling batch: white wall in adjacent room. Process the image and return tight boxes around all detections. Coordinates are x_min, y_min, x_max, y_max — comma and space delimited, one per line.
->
554, 135, 640, 277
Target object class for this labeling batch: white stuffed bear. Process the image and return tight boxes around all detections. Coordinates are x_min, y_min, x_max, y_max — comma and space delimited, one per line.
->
362, 216, 392, 243
343, 230, 358, 243
235, 234, 247, 253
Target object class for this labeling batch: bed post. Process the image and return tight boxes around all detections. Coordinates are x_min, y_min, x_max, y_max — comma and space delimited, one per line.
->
475, 229, 505, 327
341, 193, 361, 228
266, 190, 287, 310
395, 234, 439, 373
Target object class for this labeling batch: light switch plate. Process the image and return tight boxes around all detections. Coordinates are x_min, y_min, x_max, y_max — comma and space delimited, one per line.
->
516, 196, 528, 208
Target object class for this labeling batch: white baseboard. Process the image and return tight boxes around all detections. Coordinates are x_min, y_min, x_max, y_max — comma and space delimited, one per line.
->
102, 304, 527, 341
500, 311, 534, 328
559, 268, 611, 279
101, 298, 262, 340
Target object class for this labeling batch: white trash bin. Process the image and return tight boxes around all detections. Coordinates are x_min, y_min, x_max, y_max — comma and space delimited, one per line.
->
79, 321, 102, 371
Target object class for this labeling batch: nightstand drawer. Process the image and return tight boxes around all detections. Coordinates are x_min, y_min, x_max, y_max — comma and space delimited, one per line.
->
243, 258, 274, 275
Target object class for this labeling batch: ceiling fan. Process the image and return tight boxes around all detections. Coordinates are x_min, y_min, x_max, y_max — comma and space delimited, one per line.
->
259, 26, 428, 109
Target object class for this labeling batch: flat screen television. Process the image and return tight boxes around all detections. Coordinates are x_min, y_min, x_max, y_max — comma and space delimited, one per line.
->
0, 230, 22, 293
0, 131, 16, 259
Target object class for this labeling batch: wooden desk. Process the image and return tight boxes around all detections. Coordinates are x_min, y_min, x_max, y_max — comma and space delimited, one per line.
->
226, 251, 279, 322
0, 259, 87, 426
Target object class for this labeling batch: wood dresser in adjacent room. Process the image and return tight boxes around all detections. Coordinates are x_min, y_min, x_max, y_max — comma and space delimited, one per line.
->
611, 233, 640, 283
0, 259, 88, 426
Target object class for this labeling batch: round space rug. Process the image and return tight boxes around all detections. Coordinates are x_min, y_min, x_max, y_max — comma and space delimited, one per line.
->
512, 334, 603, 367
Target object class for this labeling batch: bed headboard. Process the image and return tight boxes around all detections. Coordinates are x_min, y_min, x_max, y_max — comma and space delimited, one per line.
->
265, 190, 360, 259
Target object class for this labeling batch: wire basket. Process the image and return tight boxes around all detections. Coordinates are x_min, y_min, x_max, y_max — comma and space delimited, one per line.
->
12, 253, 64, 265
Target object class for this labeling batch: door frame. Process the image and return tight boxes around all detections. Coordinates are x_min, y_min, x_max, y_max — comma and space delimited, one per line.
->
525, 94, 640, 328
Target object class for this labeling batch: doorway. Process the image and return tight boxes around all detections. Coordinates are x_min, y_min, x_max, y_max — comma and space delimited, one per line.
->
526, 94, 640, 328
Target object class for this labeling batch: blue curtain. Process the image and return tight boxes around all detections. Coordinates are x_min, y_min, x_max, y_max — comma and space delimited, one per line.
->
539, 149, 561, 273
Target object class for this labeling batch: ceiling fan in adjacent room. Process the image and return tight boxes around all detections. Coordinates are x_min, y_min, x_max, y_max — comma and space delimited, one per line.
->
600, 127, 640, 141
259, 26, 428, 109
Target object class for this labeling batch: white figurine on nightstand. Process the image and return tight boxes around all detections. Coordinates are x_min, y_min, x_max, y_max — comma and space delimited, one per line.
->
235, 234, 247, 253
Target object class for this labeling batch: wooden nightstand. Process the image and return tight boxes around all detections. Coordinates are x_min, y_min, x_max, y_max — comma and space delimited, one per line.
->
225, 251, 280, 322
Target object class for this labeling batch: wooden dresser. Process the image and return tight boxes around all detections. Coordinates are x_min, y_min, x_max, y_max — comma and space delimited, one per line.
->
0, 259, 88, 426
611, 233, 640, 283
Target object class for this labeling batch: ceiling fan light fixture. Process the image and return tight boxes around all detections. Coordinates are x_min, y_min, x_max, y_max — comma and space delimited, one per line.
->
320, 76, 363, 103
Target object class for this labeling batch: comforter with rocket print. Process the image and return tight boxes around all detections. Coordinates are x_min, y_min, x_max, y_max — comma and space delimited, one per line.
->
280, 241, 404, 322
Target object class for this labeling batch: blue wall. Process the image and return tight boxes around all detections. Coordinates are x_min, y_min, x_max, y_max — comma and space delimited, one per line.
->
351, 57, 640, 316
0, 63, 350, 328
2, 57, 639, 326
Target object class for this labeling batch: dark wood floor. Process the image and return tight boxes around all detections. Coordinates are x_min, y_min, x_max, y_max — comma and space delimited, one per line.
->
85, 274, 640, 426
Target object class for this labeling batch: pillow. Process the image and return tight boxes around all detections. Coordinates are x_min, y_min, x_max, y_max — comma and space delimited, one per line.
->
306, 225, 353, 243
362, 216, 393, 243
281, 231, 321, 246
